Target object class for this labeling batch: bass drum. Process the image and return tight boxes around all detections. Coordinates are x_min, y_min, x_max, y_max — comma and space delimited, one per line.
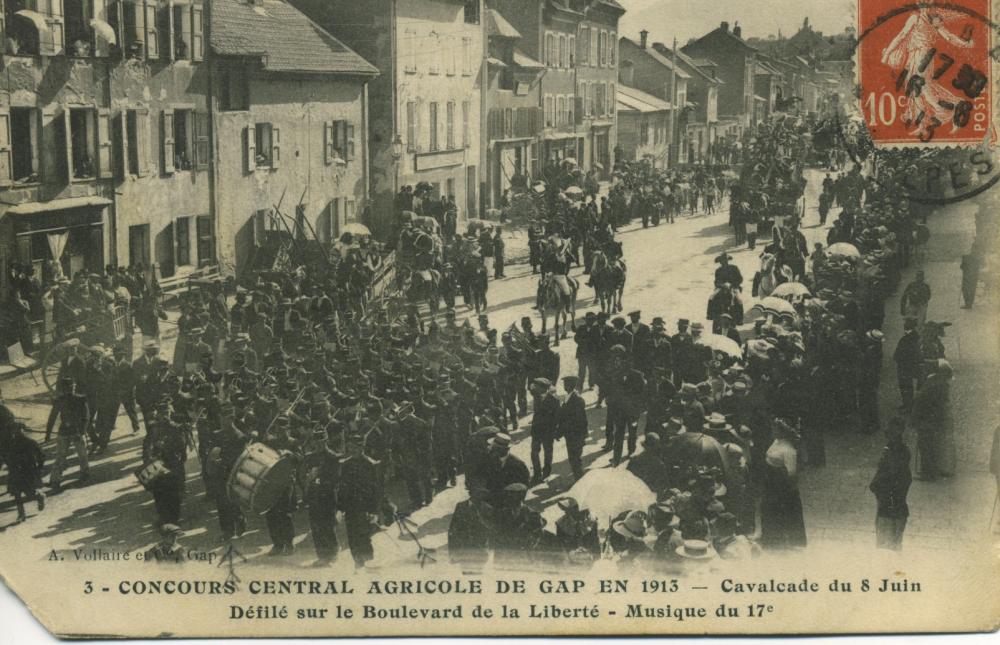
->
227, 443, 296, 515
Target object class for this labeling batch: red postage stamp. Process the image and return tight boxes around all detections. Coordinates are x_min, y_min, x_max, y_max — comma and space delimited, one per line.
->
858, 0, 993, 145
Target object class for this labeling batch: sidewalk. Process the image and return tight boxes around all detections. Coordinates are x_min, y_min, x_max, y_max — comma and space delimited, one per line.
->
798, 198, 999, 551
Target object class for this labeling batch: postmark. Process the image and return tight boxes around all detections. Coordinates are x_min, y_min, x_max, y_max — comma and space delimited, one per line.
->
857, 0, 994, 146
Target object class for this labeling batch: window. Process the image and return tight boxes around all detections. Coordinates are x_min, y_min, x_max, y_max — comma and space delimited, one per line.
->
590, 26, 598, 66
445, 179, 455, 200
346, 199, 356, 222
429, 33, 439, 74
403, 28, 417, 73
600, 30, 608, 66
253, 122, 279, 168
582, 83, 590, 117
406, 101, 418, 152
125, 108, 150, 176
558, 34, 565, 68
172, 109, 192, 170
324, 121, 355, 161
569, 35, 575, 66
609, 83, 615, 116
545, 32, 553, 66
462, 100, 470, 148
567, 94, 574, 124
429, 102, 439, 151
556, 96, 564, 126
219, 71, 249, 111
446, 36, 456, 75
196, 215, 215, 265
609, 31, 616, 65
462, 37, 472, 75
9, 108, 40, 183
172, 4, 191, 59
446, 101, 455, 149
579, 26, 589, 65
463, 0, 479, 24
640, 120, 648, 145
544, 96, 553, 127
175, 216, 191, 267
69, 108, 96, 179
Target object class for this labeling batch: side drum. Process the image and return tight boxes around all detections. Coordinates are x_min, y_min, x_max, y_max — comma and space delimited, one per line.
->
227, 443, 296, 515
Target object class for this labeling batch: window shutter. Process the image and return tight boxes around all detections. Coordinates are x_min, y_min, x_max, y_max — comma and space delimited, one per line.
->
193, 112, 209, 169
323, 120, 334, 164
191, 3, 204, 61
63, 108, 73, 180
244, 125, 256, 173
136, 107, 150, 176
161, 108, 174, 174
0, 108, 10, 187
144, 0, 158, 59
271, 127, 280, 168
346, 124, 355, 161
97, 108, 113, 178
580, 27, 588, 65
47, 0, 65, 55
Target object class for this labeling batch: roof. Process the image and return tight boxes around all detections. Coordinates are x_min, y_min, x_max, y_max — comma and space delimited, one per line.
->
487, 8, 521, 40
620, 37, 691, 78
513, 49, 545, 69
669, 46, 723, 85
684, 26, 758, 55
211, 0, 378, 76
593, 0, 626, 13
617, 84, 672, 112
688, 57, 716, 67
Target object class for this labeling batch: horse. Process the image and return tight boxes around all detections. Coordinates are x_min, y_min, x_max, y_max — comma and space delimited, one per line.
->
539, 273, 577, 343
590, 249, 626, 313
751, 252, 791, 298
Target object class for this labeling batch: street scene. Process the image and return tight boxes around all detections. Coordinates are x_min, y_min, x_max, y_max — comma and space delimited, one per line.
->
0, 0, 997, 594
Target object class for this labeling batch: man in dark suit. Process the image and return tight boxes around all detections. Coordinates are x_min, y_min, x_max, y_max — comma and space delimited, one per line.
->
558, 376, 588, 481
893, 317, 922, 412
606, 317, 633, 356
132, 340, 161, 432
529, 378, 560, 484
484, 432, 530, 506
625, 310, 650, 352
46, 377, 91, 491
574, 312, 599, 390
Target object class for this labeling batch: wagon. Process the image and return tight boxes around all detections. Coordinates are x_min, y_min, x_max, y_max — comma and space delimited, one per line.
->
38, 303, 132, 394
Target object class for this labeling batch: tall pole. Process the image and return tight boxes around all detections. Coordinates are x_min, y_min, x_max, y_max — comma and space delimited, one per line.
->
670, 37, 677, 167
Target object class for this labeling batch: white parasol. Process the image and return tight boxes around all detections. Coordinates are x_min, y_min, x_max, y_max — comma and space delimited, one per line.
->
748, 296, 797, 319
827, 242, 861, 259
770, 281, 811, 299
697, 333, 742, 358
553, 469, 656, 529
341, 222, 371, 237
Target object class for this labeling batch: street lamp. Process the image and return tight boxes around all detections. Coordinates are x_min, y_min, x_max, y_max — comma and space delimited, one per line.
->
391, 134, 404, 162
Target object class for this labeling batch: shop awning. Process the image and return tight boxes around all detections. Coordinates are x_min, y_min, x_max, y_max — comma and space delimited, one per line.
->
487, 57, 507, 67
513, 49, 544, 69
5, 196, 112, 216
90, 19, 117, 45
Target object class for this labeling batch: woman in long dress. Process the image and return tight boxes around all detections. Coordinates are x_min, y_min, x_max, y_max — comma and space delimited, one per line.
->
880, 1, 975, 138
760, 418, 807, 549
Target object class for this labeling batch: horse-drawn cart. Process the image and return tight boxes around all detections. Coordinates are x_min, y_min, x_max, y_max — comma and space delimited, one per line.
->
37, 303, 131, 394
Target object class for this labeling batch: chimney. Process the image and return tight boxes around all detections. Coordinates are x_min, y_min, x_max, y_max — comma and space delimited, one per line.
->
733, 22, 742, 38
720, 21, 729, 33
639, 29, 649, 49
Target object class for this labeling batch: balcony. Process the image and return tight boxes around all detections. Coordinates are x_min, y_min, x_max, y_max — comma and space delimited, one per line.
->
487, 107, 542, 141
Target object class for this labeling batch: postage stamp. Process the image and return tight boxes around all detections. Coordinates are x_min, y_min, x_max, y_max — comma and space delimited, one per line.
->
858, 0, 994, 145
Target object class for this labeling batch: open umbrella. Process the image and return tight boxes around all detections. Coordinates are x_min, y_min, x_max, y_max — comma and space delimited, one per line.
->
563, 186, 584, 197
553, 469, 656, 529
827, 242, 861, 259
748, 296, 796, 319
770, 281, 811, 299
532, 181, 547, 193
561, 157, 579, 167
697, 333, 742, 358
341, 222, 371, 237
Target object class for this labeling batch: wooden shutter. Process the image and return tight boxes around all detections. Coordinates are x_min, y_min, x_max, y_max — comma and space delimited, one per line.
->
323, 120, 334, 164
0, 108, 10, 187
45, 0, 65, 55
271, 127, 280, 168
244, 125, 256, 173
193, 112, 209, 169
144, 0, 158, 59
135, 107, 150, 176
161, 108, 174, 173
191, 3, 203, 61
580, 27, 588, 65
63, 108, 73, 179
97, 108, 113, 178
346, 124, 355, 161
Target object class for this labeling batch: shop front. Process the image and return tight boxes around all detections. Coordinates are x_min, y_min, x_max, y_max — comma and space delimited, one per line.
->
4, 197, 111, 293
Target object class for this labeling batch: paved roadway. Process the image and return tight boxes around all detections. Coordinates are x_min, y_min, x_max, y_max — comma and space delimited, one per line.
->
0, 170, 995, 574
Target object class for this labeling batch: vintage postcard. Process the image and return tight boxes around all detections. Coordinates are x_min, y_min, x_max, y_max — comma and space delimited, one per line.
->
0, 0, 998, 638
